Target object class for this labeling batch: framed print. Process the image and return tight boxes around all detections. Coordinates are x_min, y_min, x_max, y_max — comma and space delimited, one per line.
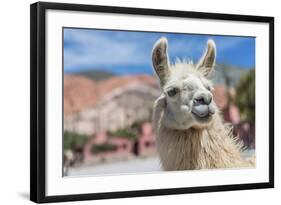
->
30, 1, 274, 203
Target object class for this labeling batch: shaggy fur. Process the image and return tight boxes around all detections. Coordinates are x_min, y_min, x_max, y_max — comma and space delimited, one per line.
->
152, 37, 255, 171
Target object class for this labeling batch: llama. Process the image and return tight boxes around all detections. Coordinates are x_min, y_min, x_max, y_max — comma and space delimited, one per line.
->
152, 37, 254, 171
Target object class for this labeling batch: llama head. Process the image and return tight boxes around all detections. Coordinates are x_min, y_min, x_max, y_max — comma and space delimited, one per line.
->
152, 37, 218, 130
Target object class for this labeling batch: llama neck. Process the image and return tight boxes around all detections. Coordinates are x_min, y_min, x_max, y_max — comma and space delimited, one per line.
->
157, 114, 245, 170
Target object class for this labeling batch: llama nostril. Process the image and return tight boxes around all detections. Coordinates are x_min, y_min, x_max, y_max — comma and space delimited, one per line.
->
194, 97, 205, 105
194, 95, 212, 105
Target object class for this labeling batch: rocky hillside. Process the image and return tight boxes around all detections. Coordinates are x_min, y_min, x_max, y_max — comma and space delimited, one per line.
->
64, 74, 159, 116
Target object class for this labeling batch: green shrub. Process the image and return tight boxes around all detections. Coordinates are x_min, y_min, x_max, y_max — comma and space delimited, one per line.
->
108, 129, 137, 140
91, 143, 117, 154
64, 131, 88, 151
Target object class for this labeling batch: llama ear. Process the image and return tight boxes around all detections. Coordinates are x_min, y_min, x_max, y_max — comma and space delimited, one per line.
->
196, 39, 216, 76
152, 37, 170, 86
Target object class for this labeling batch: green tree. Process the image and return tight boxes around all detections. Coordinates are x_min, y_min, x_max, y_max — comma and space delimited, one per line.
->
235, 69, 255, 122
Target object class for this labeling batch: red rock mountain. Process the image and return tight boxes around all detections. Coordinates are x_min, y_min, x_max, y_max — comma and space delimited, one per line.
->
64, 74, 158, 116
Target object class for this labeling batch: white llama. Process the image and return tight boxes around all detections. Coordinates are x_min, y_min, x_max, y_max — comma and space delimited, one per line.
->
152, 37, 254, 171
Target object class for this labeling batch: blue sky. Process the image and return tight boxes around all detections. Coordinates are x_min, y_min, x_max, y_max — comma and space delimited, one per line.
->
64, 28, 255, 75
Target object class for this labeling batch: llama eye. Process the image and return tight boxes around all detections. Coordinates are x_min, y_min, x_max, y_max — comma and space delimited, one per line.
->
208, 86, 214, 91
167, 88, 178, 97
206, 85, 212, 91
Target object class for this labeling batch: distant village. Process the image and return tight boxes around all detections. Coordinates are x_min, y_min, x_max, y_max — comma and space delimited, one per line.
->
63, 68, 255, 169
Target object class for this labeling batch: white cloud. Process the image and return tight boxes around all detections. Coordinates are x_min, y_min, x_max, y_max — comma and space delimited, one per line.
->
64, 29, 154, 70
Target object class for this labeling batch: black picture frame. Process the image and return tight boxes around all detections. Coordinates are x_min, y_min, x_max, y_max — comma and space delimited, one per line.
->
30, 1, 274, 203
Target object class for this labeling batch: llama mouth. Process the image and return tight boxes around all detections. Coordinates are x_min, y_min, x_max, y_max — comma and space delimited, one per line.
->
192, 111, 212, 120
191, 105, 215, 120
